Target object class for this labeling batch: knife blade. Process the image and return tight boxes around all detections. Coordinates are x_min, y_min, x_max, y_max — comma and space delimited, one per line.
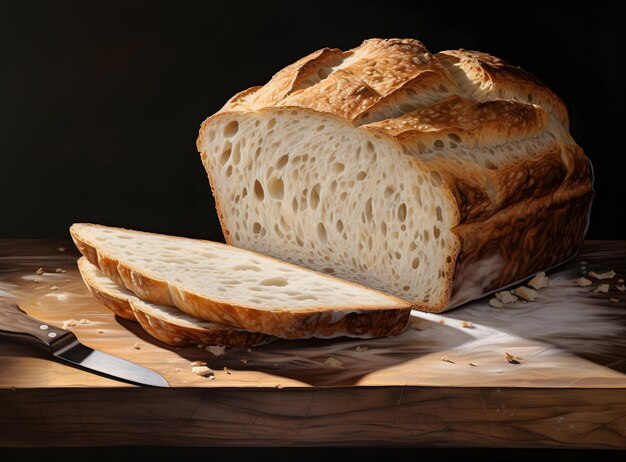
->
0, 303, 169, 387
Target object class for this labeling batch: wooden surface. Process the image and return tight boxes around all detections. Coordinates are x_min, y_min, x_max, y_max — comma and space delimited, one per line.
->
0, 239, 625, 448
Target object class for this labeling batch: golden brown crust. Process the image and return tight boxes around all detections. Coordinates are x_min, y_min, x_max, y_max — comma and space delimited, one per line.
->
78, 261, 136, 321
448, 182, 593, 309
364, 95, 548, 147
128, 300, 272, 347
436, 49, 569, 126
70, 224, 412, 339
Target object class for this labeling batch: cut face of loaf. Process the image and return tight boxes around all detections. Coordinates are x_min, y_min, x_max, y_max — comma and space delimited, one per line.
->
70, 223, 411, 339
77, 257, 272, 347
197, 38, 593, 312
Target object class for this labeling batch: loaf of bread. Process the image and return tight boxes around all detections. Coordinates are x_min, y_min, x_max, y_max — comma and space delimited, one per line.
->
197, 38, 593, 312
77, 257, 272, 347
70, 223, 411, 339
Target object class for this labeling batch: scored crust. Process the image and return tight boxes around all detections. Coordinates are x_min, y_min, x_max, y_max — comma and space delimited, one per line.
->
197, 38, 593, 313
77, 257, 273, 347
70, 224, 412, 339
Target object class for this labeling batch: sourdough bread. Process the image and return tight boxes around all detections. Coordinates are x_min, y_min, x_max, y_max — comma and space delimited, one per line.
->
197, 38, 593, 312
70, 223, 412, 339
77, 257, 271, 347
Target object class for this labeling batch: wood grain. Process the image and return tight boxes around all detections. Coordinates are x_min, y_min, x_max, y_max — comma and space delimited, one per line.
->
0, 239, 625, 448
1, 387, 624, 448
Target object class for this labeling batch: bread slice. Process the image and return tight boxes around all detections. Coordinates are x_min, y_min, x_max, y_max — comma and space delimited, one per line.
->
197, 38, 593, 312
70, 223, 412, 339
77, 257, 271, 347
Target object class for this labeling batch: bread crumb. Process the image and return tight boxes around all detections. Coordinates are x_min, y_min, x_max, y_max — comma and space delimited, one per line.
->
205, 345, 226, 356
355, 345, 368, 352
609, 297, 620, 303
58, 247, 65, 252
619, 279, 624, 283
616, 285, 625, 292
438, 319, 446, 325
469, 362, 478, 367
240, 359, 248, 365
191, 360, 207, 367
62, 318, 90, 329
528, 272, 549, 290
224, 367, 231, 375
174, 368, 180, 372
461, 321, 473, 329
505, 352, 522, 364
495, 291, 518, 304
196, 344, 205, 349
489, 298, 504, 308
36, 267, 45, 275
440, 355, 455, 364
513, 286, 537, 302
594, 284, 609, 293
55, 268, 66, 273
97, 329, 104, 334
247, 348, 252, 353
588, 270, 616, 280
324, 357, 343, 368
34, 279, 40, 283
65, 279, 71, 283
133, 343, 141, 350
192, 366, 214, 378
409, 317, 428, 330
50, 286, 59, 291
272, 363, 279, 367
576, 277, 593, 287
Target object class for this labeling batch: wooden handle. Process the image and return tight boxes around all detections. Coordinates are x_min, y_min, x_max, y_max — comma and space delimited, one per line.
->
0, 304, 71, 353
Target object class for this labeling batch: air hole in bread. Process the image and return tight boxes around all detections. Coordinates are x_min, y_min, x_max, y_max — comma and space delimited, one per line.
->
267, 118, 277, 129
412, 256, 420, 269
403, 285, 410, 291
434, 140, 445, 149
252, 222, 262, 234
357, 171, 367, 181
336, 219, 344, 232
292, 198, 298, 213
429, 170, 442, 186
254, 180, 265, 200
333, 162, 345, 173
219, 144, 232, 166
340, 192, 347, 201
276, 154, 289, 169
366, 141, 374, 152
310, 184, 321, 210
259, 277, 288, 287
296, 236, 304, 247
295, 294, 317, 301
433, 225, 441, 239
242, 187, 248, 198
317, 222, 328, 242
365, 198, 373, 222
268, 177, 284, 199
316, 125, 325, 131
384, 186, 395, 198
435, 206, 443, 222
223, 120, 239, 138
398, 203, 407, 222
233, 264, 262, 272
226, 165, 233, 177
448, 133, 461, 143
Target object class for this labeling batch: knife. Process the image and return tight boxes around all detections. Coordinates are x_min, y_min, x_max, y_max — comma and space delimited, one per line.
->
0, 303, 169, 387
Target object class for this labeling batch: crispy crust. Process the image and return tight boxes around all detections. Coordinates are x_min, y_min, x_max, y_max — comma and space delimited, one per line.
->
77, 257, 273, 347
77, 258, 136, 321
196, 38, 593, 312
70, 224, 412, 340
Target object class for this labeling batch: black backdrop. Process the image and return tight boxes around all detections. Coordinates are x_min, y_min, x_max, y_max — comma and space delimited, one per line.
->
2, 1, 625, 240
2, 2, 626, 459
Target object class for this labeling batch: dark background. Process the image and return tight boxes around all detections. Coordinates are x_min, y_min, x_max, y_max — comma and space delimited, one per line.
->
2, 2, 626, 459
2, 1, 625, 240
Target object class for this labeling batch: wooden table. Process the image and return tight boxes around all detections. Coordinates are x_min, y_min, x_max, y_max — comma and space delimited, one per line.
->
0, 239, 625, 448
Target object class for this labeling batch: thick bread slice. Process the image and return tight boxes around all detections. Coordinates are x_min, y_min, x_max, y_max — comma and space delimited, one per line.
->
70, 223, 412, 339
197, 38, 593, 312
77, 257, 271, 347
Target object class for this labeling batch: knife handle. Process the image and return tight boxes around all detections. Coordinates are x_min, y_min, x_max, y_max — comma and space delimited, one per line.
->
0, 304, 73, 353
